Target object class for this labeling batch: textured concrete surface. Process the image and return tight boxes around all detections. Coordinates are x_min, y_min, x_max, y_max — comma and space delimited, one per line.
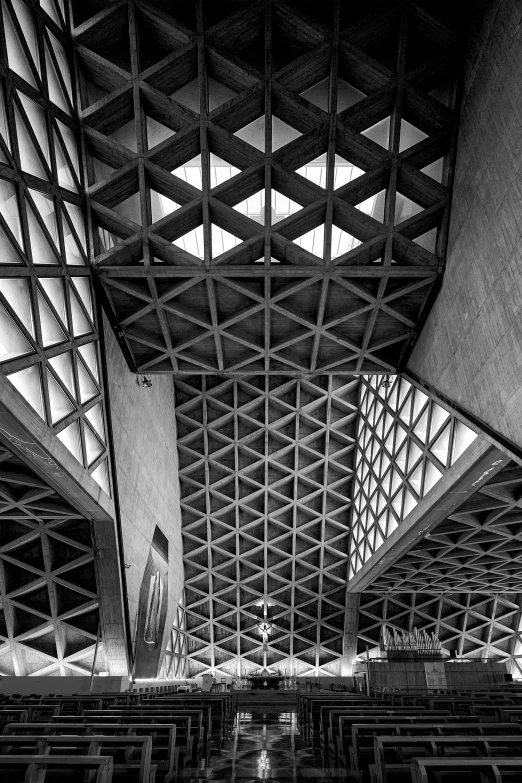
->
103, 315, 184, 674
408, 0, 522, 451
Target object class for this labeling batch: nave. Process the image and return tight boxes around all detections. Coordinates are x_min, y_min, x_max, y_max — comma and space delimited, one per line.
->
1, 687, 522, 781
178, 705, 350, 783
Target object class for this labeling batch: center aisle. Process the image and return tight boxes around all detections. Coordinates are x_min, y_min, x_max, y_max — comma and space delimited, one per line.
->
175, 706, 359, 782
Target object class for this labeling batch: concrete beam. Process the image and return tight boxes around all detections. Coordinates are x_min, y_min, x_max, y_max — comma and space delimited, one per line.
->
0, 373, 130, 676
346, 435, 508, 593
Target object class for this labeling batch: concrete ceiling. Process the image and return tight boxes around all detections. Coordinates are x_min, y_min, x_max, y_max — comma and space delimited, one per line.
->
75, 0, 464, 375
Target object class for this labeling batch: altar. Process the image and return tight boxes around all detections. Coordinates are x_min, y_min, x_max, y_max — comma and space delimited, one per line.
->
247, 673, 284, 690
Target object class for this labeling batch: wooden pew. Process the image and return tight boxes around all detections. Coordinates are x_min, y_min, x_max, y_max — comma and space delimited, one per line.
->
78, 711, 203, 758
0, 734, 154, 782
82, 707, 209, 749
0, 755, 113, 782
411, 757, 522, 783
350, 722, 522, 774
141, 696, 231, 736
336, 716, 485, 767
372, 735, 522, 783
4, 722, 179, 777
501, 708, 522, 723
299, 696, 392, 733
323, 708, 451, 754
0, 708, 29, 728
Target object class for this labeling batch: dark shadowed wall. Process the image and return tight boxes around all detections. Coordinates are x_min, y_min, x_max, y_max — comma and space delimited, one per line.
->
408, 0, 522, 449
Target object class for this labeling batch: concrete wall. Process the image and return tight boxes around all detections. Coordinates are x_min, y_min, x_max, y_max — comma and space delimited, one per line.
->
407, 0, 522, 450
102, 315, 184, 676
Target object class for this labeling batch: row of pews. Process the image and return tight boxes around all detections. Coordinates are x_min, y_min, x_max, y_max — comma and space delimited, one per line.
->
0, 689, 236, 781
298, 687, 522, 782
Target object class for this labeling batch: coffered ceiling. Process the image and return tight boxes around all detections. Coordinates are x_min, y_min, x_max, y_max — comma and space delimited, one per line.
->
74, 0, 464, 375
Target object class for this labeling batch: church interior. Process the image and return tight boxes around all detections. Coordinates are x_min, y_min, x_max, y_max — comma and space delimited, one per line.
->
0, 0, 521, 780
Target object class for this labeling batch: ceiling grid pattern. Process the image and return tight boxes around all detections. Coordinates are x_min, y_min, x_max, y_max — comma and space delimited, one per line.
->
0, 440, 106, 677
349, 374, 479, 577
175, 374, 359, 677
369, 460, 522, 593
0, 0, 111, 493
358, 592, 522, 678
73, 0, 464, 376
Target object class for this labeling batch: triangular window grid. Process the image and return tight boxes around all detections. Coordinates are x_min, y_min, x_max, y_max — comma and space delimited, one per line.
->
420, 157, 444, 184
48, 31, 73, 106
0, 277, 35, 338
429, 422, 451, 467
48, 351, 75, 397
0, 87, 11, 157
150, 190, 181, 223
170, 78, 200, 113
27, 201, 60, 265
57, 419, 83, 464
356, 190, 386, 222
108, 119, 137, 152
38, 277, 68, 330
70, 277, 93, 321
211, 223, 242, 258
77, 342, 99, 381
423, 459, 443, 496
362, 117, 390, 149
69, 282, 93, 337
300, 77, 365, 113
296, 153, 327, 188
209, 153, 241, 188
429, 403, 450, 441
45, 40, 70, 115
414, 228, 437, 253
331, 224, 361, 258
451, 420, 478, 465
406, 441, 423, 472
84, 420, 105, 466
63, 201, 87, 254
46, 367, 75, 424
172, 225, 204, 259
334, 155, 364, 189
399, 119, 428, 153
37, 290, 67, 347
395, 191, 424, 224
28, 188, 59, 249
111, 191, 142, 229
172, 155, 203, 190
54, 122, 80, 193
0, 300, 34, 362
233, 190, 265, 224
2, 0, 38, 86
40, 0, 63, 28
7, 364, 45, 419
234, 115, 302, 152
146, 115, 175, 150
292, 223, 324, 258
76, 354, 99, 404
0, 178, 24, 252
15, 97, 50, 180
413, 407, 429, 444
233, 189, 302, 226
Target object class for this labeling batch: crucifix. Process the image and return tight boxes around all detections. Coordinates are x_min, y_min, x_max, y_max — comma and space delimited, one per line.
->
257, 605, 272, 671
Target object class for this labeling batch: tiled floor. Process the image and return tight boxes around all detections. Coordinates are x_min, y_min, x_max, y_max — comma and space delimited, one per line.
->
176, 707, 359, 781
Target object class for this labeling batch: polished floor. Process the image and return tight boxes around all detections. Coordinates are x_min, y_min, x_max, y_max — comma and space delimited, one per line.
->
176, 707, 359, 782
